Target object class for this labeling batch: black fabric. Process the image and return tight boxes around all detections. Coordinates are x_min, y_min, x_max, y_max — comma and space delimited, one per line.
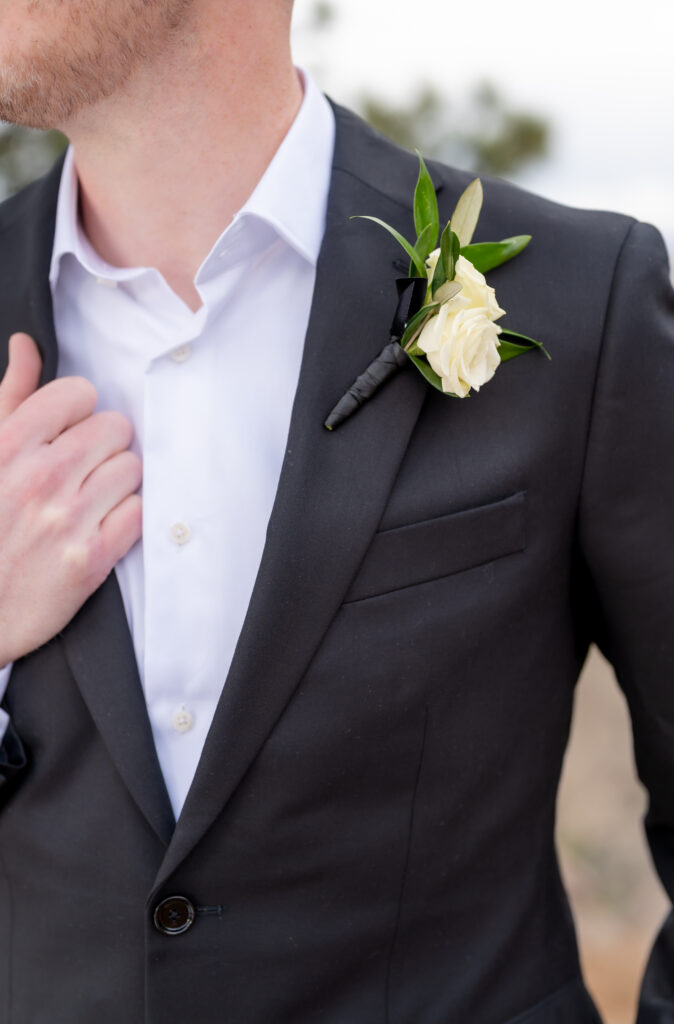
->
639, 911, 674, 1021
0, 100, 673, 1023
0, 719, 26, 791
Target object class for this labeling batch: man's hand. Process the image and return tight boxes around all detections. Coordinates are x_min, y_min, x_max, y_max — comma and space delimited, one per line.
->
0, 332, 142, 665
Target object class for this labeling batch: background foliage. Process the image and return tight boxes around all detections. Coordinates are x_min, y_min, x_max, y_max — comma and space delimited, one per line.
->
0, 125, 66, 198
297, 1, 550, 179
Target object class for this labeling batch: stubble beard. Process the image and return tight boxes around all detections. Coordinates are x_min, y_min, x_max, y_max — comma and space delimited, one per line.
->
0, 0, 195, 130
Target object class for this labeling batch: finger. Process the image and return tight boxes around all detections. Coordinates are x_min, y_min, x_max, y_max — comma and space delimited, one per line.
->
50, 410, 135, 486
79, 450, 142, 525
99, 493, 143, 566
0, 333, 43, 423
5, 375, 97, 449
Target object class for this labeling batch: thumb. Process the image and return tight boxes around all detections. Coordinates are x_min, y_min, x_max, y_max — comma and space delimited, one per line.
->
0, 333, 43, 423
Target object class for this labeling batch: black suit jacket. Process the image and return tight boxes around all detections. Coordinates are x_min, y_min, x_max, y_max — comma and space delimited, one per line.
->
1, 102, 673, 1024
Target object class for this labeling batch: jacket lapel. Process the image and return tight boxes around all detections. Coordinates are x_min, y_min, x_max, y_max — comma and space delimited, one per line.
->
0, 159, 175, 846
0, 156, 62, 381
155, 106, 432, 885
60, 578, 176, 845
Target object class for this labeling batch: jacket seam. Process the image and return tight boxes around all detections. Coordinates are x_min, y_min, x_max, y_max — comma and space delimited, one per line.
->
576, 218, 638, 506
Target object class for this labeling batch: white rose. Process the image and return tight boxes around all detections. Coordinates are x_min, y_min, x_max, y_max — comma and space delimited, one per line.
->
417, 254, 505, 397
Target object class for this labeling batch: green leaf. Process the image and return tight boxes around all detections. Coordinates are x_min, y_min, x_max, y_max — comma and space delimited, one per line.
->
442, 226, 461, 282
497, 339, 532, 363
500, 327, 551, 360
413, 151, 440, 252
449, 178, 483, 247
413, 222, 437, 274
430, 222, 457, 296
400, 302, 439, 349
430, 248, 447, 296
408, 353, 464, 397
408, 353, 446, 393
352, 215, 426, 278
460, 235, 531, 274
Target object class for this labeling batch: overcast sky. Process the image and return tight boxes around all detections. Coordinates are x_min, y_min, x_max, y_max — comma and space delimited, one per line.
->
291, 0, 674, 259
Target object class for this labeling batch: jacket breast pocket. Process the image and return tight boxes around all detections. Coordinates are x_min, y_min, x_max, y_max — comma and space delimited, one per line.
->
343, 490, 527, 603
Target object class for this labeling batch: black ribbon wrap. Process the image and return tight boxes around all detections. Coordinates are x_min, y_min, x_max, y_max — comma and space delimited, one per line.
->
324, 342, 408, 430
324, 276, 428, 431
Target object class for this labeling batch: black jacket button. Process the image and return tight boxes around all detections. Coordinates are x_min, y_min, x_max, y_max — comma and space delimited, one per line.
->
153, 896, 196, 935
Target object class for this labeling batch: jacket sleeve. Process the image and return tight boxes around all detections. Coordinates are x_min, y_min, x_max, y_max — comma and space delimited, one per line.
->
577, 220, 674, 1021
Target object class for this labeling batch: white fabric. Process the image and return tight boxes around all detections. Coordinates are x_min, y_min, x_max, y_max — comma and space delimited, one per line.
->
0, 71, 335, 817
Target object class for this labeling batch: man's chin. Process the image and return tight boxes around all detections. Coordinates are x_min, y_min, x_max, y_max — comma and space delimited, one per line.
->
0, 0, 196, 132
0, 48, 117, 132
0, 84, 76, 132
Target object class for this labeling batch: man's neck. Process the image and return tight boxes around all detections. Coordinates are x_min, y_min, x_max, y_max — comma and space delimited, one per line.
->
62, 4, 302, 310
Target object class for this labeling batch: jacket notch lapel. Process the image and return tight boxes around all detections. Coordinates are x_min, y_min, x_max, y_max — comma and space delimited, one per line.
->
60, 576, 176, 845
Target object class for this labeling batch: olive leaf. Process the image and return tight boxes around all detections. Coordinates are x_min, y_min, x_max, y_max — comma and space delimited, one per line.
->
412, 222, 437, 276
450, 178, 483, 248
499, 327, 551, 361
433, 280, 462, 304
413, 151, 439, 253
407, 352, 446, 393
461, 235, 531, 274
430, 224, 459, 298
442, 226, 460, 281
400, 302, 440, 350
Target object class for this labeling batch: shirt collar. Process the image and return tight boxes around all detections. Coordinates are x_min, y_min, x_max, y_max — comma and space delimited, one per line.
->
49, 68, 335, 290
238, 68, 334, 266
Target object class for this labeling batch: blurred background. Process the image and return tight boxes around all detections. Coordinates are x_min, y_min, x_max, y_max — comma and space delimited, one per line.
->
291, 0, 674, 260
1, 2, 672, 1019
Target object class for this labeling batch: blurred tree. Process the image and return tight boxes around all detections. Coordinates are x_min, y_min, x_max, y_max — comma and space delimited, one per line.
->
461, 81, 549, 177
301, 0, 550, 181
309, 0, 336, 30
359, 81, 549, 179
0, 125, 67, 199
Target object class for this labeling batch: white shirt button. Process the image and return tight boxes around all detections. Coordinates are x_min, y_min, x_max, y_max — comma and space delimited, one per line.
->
95, 276, 118, 288
169, 522, 191, 545
171, 706, 195, 733
170, 344, 191, 363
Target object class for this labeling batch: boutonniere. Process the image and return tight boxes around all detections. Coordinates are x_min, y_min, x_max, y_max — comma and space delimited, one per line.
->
324, 154, 549, 430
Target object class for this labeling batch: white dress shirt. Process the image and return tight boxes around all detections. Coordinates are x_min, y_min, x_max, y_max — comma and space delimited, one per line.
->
0, 70, 335, 818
